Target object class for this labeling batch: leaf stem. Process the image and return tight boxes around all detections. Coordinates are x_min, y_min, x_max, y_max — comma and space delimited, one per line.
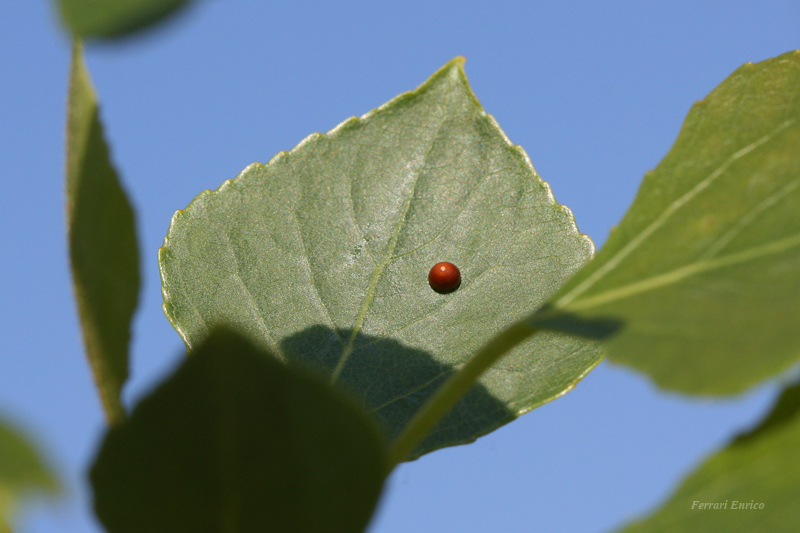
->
387, 321, 539, 468
88, 355, 127, 426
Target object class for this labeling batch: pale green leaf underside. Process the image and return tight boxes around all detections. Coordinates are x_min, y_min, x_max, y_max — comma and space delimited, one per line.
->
0, 417, 59, 525
57, 0, 193, 39
159, 58, 597, 457
619, 382, 800, 532
545, 51, 800, 394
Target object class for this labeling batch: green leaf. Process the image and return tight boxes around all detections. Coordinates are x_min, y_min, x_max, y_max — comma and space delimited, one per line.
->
159, 58, 599, 458
57, 0, 194, 39
619, 381, 800, 532
67, 41, 140, 423
90, 328, 387, 533
0, 417, 59, 526
539, 51, 800, 394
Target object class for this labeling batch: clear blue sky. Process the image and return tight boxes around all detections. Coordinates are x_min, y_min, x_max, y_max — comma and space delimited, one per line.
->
1, 2, 798, 531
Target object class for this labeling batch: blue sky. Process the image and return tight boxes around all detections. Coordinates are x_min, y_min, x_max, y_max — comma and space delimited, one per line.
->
1, 1, 798, 531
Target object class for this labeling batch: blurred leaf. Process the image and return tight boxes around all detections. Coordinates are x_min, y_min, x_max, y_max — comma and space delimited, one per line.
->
0, 418, 59, 527
90, 328, 387, 533
67, 42, 139, 423
542, 51, 800, 394
619, 381, 800, 532
57, 0, 195, 39
159, 58, 599, 457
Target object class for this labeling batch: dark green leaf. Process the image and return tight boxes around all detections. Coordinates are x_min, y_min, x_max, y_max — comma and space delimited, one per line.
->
541, 51, 800, 394
619, 381, 800, 532
67, 42, 139, 423
159, 59, 599, 457
0, 418, 59, 526
57, 0, 194, 39
90, 328, 387, 533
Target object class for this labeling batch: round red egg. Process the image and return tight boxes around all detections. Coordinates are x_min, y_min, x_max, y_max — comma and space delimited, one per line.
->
428, 262, 461, 292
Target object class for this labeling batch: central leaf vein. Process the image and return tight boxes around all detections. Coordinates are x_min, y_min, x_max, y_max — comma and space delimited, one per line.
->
330, 138, 440, 382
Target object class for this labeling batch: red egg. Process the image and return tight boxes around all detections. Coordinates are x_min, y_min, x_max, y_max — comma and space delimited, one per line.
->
428, 262, 461, 292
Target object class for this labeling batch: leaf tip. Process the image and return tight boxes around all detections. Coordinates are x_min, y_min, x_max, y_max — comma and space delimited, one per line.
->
450, 55, 467, 68
424, 56, 470, 89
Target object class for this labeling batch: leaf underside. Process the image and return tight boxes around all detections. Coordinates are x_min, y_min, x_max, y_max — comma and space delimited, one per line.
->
67, 42, 139, 423
543, 51, 800, 395
619, 381, 800, 532
159, 58, 599, 458
57, 0, 194, 39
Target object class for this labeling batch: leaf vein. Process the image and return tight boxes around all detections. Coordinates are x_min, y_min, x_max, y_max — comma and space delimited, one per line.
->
368, 368, 457, 414
556, 118, 797, 309
568, 230, 800, 311
330, 128, 446, 381
701, 177, 800, 259
213, 220, 286, 361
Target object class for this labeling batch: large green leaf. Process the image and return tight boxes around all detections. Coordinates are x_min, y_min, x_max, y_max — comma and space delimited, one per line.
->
537, 51, 800, 394
0, 418, 59, 527
67, 42, 140, 423
159, 58, 598, 458
90, 328, 387, 533
619, 381, 800, 532
57, 0, 194, 39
